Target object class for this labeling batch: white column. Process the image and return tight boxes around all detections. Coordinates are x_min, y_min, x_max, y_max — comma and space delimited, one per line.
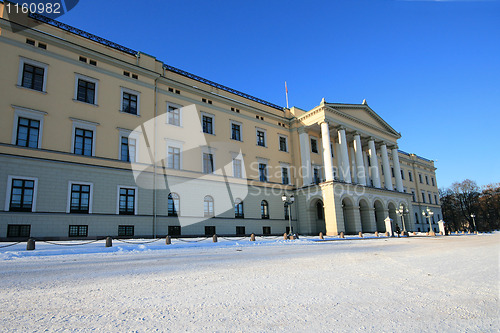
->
349, 146, 358, 183
353, 134, 366, 186
368, 139, 381, 188
299, 128, 312, 186
337, 127, 351, 183
363, 151, 371, 186
380, 144, 393, 191
392, 147, 404, 192
320, 121, 334, 182
335, 143, 343, 181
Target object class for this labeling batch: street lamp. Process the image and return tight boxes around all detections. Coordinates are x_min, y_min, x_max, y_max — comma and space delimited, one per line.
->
422, 207, 435, 235
282, 192, 295, 238
396, 204, 408, 235
470, 214, 477, 233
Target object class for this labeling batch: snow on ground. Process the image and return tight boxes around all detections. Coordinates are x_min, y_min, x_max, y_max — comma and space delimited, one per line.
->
0, 234, 498, 332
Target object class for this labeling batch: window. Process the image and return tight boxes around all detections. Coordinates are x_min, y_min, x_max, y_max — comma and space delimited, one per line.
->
168, 226, 181, 236
203, 153, 214, 174
18, 58, 47, 92
391, 168, 395, 177
421, 191, 426, 203
411, 190, 416, 202
425, 175, 429, 185
77, 79, 96, 104
8, 178, 35, 212
204, 195, 214, 217
236, 226, 246, 235
313, 167, 321, 184
282, 167, 289, 185
331, 143, 335, 157
256, 129, 266, 147
69, 225, 88, 237
7, 225, 30, 238
69, 183, 91, 214
310, 138, 318, 153
74, 128, 93, 156
234, 199, 244, 218
26, 39, 35, 45
432, 177, 435, 186
401, 169, 405, 180
279, 135, 288, 152
259, 163, 267, 182
262, 226, 271, 235
168, 146, 181, 169
434, 194, 438, 205
415, 213, 419, 224
419, 174, 423, 184
233, 158, 242, 178
409, 171, 413, 182
167, 103, 181, 126
168, 193, 180, 217
316, 201, 324, 220
121, 88, 139, 115
261, 200, 269, 219
118, 225, 134, 237
118, 187, 136, 215
12, 107, 46, 149
202, 114, 213, 134
89, 59, 97, 66
120, 137, 136, 162
231, 122, 241, 141
16, 117, 40, 148
428, 193, 432, 204
205, 226, 216, 236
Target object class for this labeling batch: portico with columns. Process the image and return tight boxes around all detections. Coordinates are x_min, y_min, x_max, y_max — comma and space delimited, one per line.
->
290, 99, 413, 236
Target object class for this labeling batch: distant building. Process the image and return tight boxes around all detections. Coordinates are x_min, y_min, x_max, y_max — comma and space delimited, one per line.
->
0, 7, 442, 239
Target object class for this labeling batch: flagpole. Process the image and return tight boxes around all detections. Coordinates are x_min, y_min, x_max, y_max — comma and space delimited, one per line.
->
285, 81, 289, 109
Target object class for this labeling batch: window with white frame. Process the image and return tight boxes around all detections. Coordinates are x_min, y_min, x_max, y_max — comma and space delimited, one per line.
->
231, 121, 242, 141
11, 106, 46, 149
67, 181, 93, 214
279, 135, 288, 152
203, 152, 214, 174
310, 137, 318, 154
258, 162, 268, 182
411, 189, 416, 202
434, 194, 438, 205
74, 73, 98, 105
280, 163, 290, 185
204, 195, 214, 217
120, 87, 140, 115
256, 128, 266, 147
117, 186, 137, 215
166, 139, 183, 170
233, 158, 242, 178
18, 57, 48, 92
71, 119, 98, 156
202, 112, 214, 134
167, 102, 182, 126
118, 129, 139, 163
5, 175, 38, 212
168, 192, 180, 217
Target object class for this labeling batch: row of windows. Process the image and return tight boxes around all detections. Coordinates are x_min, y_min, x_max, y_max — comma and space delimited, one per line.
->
410, 189, 439, 205
5, 177, 290, 219
5, 224, 279, 238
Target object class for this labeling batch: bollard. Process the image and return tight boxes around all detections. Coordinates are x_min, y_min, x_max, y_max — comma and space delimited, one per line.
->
429, 230, 436, 236
375, 231, 379, 237
439, 231, 443, 236
283, 233, 288, 240
212, 234, 218, 243
26, 238, 35, 251
358, 232, 363, 238
413, 232, 417, 236
340, 232, 345, 239
106, 236, 112, 247
385, 232, 389, 237
165, 235, 171, 245
250, 233, 255, 241
319, 232, 324, 240
289, 234, 295, 240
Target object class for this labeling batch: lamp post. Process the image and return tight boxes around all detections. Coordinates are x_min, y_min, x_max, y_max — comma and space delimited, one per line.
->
396, 204, 408, 236
422, 207, 435, 236
470, 214, 477, 233
282, 192, 295, 238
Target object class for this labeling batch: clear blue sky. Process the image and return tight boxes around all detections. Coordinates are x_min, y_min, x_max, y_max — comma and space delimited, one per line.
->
57, 0, 499, 189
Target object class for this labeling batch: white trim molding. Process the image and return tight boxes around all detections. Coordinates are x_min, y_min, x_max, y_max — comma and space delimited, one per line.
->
66, 181, 94, 214
4, 175, 39, 212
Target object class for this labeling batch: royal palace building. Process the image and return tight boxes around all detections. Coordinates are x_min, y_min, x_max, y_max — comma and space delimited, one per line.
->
0, 6, 442, 239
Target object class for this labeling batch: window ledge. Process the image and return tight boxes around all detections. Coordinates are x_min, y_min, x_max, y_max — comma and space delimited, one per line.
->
72, 99, 99, 107
16, 85, 47, 94
119, 110, 141, 117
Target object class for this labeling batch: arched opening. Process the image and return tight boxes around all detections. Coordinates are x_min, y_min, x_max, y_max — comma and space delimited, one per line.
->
388, 202, 398, 231
373, 200, 385, 232
234, 198, 244, 218
168, 192, 180, 217
313, 199, 325, 234
359, 199, 373, 232
342, 197, 356, 234
204, 195, 214, 217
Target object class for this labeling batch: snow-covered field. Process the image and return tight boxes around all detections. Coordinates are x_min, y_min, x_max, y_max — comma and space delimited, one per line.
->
0, 234, 498, 332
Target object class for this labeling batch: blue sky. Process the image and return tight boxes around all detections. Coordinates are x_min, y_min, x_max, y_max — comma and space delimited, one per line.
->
56, 0, 499, 189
